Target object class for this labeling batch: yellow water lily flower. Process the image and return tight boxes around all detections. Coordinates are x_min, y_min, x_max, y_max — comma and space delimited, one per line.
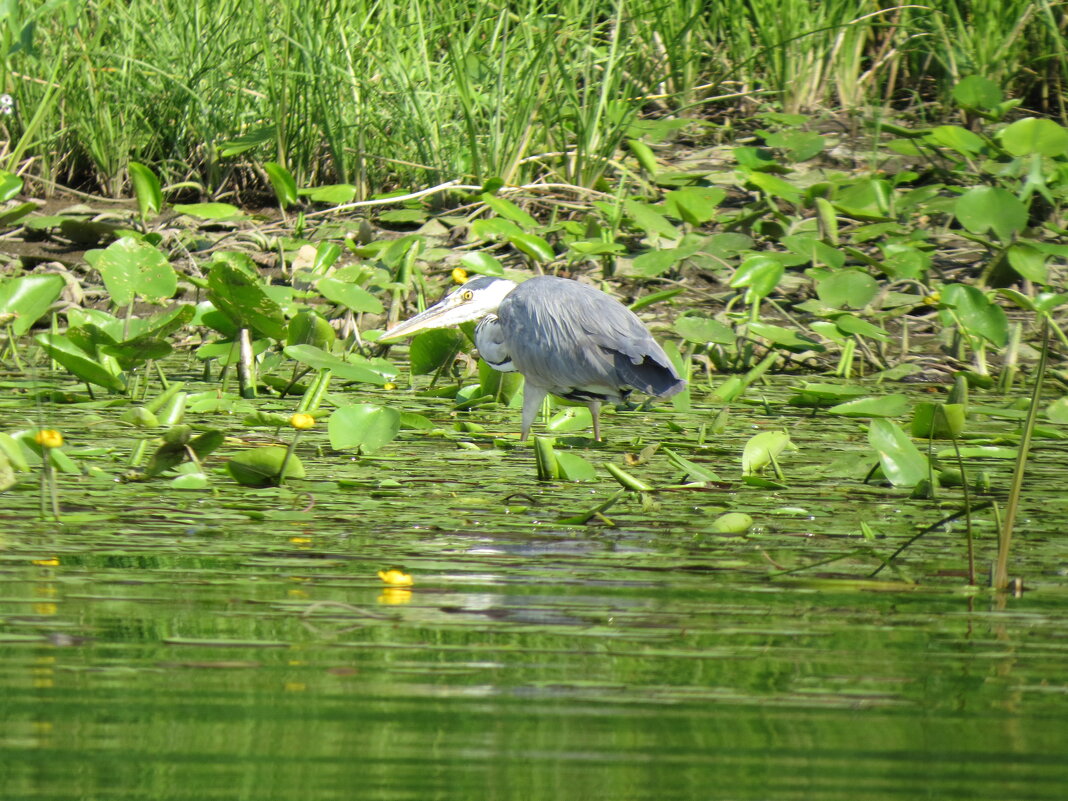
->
451, 267, 468, 284
34, 429, 63, 449
289, 413, 316, 430
383, 382, 397, 391
377, 568, 414, 587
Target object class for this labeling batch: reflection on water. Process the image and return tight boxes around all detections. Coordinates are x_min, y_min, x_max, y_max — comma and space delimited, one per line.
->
2, 537, 1067, 801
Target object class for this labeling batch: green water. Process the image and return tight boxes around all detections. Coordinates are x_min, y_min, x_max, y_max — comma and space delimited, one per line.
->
2, 371, 1068, 800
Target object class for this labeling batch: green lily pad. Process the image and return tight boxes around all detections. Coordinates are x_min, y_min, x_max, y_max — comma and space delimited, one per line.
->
227, 446, 305, 486
328, 404, 400, 453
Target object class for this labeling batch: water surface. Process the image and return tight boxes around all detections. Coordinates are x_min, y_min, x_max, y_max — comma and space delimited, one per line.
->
2, 370, 1067, 800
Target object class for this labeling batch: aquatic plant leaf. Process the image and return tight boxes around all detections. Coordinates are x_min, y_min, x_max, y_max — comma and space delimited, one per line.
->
623, 199, 680, 239
0, 450, 14, 492
399, 412, 434, 430
227, 446, 304, 486
264, 162, 298, 208
555, 452, 596, 481
217, 125, 276, 157
0, 433, 30, 472
627, 139, 658, 174
912, 403, 966, 438
704, 233, 753, 259
952, 76, 1002, 110
471, 217, 523, 240
172, 472, 210, 490
829, 394, 909, 418
546, 406, 593, 434
316, 276, 384, 314
128, 161, 163, 219
287, 309, 336, 349
0, 273, 64, 335
1005, 243, 1048, 283
100, 336, 173, 369
742, 430, 794, 476
925, 126, 985, 155
835, 178, 891, 218
508, 232, 553, 264
748, 322, 823, 352
954, 186, 1027, 242
1046, 397, 1068, 425
480, 193, 537, 229
664, 187, 724, 225
312, 241, 342, 273
207, 261, 286, 339
284, 345, 392, 385
0, 201, 37, 225
409, 328, 462, 375
534, 436, 558, 481
815, 270, 877, 309
784, 235, 845, 269
730, 255, 783, 301
1000, 117, 1068, 157
379, 209, 426, 224
604, 462, 653, 491
833, 314, 890, 342
329, 404, 400, 454
934, 446, 1017, 460
477, 358, 522, 404
881, 243, 930, 280
459, 251, 505, 277
788, 382, 866, 407
306, 184, 356, 204
674, 314, 734, 345
743, 171, 801, 202
868, 419, 926, 488
35, 333, 126, 392
85, 237, 177, 306
941, 284, 1008, 347
0, 169, 22, 202
139, 304, 195, 341
711, 512, 752, 534
629, 287, 685, 313
172, 202, 244, 220
663, 447, 721, 483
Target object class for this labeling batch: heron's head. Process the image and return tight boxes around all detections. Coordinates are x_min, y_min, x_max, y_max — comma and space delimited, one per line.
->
380, 276, 517, 341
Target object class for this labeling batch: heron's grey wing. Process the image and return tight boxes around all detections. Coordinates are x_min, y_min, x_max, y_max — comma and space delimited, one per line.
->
499, 277, 684, 398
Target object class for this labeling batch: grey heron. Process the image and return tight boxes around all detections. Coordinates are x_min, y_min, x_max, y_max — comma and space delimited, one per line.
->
380, 275, 686, 440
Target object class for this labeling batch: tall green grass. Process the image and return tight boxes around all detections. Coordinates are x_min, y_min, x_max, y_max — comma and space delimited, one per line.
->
0, 0, 1061, 198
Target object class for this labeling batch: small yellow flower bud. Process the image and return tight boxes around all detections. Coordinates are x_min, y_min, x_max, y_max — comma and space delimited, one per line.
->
383, 382, 397, 391
377, 568, 414, 587
34, 430, 63, 449
289, 413, 316, 430
451, 267, 468, 284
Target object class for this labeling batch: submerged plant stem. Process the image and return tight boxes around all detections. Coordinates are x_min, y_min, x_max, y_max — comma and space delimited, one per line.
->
994, 319, 1049, 590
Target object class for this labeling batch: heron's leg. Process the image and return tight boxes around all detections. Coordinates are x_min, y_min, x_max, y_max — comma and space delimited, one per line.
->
520, 385, 548, 441
589, 400, 601, 441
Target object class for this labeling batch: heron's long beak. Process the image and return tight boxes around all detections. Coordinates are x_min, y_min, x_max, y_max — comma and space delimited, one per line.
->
378, 295, 467, 342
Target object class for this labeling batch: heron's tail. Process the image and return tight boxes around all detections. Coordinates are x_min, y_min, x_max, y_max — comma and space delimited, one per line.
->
615, 353, 686, 398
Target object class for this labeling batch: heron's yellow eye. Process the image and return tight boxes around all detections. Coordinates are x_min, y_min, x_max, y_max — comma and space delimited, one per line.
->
461, 290, 474, 301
